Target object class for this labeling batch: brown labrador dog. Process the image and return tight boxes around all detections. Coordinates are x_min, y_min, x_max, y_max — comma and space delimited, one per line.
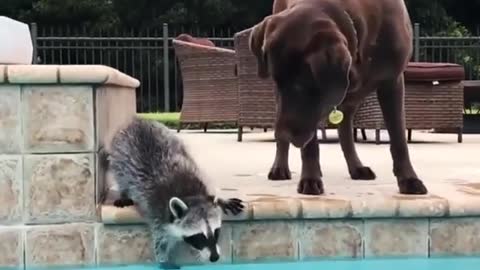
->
249, 0, 428, 195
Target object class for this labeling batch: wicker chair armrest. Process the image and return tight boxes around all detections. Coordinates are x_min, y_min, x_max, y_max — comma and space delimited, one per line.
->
233, 28, 253, 56
173, 39, 235, 57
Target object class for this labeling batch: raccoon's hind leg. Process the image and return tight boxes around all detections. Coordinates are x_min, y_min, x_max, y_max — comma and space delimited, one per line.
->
98, 145, 133, 208
113, 191, 134, 208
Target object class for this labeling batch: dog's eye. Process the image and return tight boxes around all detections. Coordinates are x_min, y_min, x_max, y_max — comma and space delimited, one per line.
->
214, 228, 221, 241
183, 234, 207, 250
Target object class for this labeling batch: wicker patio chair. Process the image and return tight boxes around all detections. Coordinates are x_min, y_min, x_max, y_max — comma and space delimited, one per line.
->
173, 39, 238, 132
354, 62, 465, 144
233, 28, 329, 142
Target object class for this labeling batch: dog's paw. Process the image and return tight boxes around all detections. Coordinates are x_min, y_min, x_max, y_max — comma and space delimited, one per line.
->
218, 198, 245, 216
297, 178, 324, 195
113, 198, 134, 208
159, 262, 181, 269
350, 167, 376, 181
268, 166, 292, 180
398, 178, 428, 195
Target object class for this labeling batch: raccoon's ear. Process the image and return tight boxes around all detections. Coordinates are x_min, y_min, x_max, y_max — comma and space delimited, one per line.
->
169, 197, 189, 219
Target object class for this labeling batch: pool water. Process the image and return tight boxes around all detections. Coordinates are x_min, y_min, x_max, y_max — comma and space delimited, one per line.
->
66, 257, 480, 270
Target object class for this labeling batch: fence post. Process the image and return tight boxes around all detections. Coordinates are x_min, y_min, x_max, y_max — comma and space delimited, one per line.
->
414, 23, 420, 62
163, 23, 170, 112
30, 23, 38, 64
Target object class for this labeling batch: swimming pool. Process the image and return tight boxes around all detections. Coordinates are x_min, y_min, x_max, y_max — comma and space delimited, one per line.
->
62, 257, 480, 270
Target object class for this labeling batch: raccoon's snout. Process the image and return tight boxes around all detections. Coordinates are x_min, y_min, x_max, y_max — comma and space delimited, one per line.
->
197, 245, 220, 263
209, 244, 221, 262
209, 252, 219, 262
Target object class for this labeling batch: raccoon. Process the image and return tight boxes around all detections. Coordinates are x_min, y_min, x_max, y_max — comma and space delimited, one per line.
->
106, 117, 244, 269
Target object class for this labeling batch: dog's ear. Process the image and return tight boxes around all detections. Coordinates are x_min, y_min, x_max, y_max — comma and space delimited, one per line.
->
249, 16, 275, 78
305, 32, 352, 105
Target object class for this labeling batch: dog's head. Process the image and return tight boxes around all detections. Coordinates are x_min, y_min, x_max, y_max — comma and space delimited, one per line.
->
249, 8, 353, 147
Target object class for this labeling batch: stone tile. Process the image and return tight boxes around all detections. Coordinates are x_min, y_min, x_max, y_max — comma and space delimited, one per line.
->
351, 192, 448, 218
95, 86, 136, 196
22, 85, 94, 153
232, 221, 298, 263
446, 185, 480, 216
24, 154, 96, 224
0, 86, 22, 154
59, 65, 140, 88
0, 156, 22, 224
300, 197, 352, 219
25, 223, 95, 267
7, 65, 59, 84
0, 65, 5, 83
98, 223, 232, 266
299, 220, 363, 260
393, 194, 448, 217
351, 195, 398, 218
60, 65, 110, 85
95, 86, 136, 152
365, 219, 428, 257
0, 228, 23, 268
97, 225, 154, 265
251, 198, 300, 220
430, 218, 480, 256
218, 222, 233, 264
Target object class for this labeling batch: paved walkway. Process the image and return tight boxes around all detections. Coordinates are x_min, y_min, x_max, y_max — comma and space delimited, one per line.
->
178, 129, 479, 196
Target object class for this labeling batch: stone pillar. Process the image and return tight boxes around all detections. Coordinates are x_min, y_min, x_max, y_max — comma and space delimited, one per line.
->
0, 64, 139, 269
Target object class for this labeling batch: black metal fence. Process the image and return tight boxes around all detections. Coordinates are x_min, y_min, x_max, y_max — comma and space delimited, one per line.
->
30, 23, 480, 113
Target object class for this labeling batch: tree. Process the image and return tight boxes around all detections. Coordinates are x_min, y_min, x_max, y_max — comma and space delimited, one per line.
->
1, 0, 117, 28
405, 0, 472, 36
0, 0, 476, 37
0, 0, 34, 21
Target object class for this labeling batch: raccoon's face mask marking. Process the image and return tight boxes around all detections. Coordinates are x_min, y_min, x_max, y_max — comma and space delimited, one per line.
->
183, 227, 221, 262
168, 197, 223, 263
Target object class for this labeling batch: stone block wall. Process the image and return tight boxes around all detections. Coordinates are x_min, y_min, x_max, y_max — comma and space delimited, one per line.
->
1, 64, 480, 269
0, 64, 139, 269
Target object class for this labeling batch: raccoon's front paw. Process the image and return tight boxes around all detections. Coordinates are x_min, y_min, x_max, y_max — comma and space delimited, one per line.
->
218, 198, 245, 216
159, 262, 181, 270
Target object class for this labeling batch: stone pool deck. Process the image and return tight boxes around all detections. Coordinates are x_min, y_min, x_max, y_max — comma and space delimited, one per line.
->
104, 129, 480, 220
99, 129, 480, 265
10, 64, 480, 269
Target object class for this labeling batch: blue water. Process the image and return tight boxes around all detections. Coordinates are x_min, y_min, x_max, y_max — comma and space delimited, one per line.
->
67, 257, 480, 270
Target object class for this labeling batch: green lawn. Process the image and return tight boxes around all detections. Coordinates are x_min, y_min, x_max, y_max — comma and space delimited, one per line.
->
138, 110, 479, 130
138, 112, 180, 122
137, 112, 180, 128
137, 112, 237, 129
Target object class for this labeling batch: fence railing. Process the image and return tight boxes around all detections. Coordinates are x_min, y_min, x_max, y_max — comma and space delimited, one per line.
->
30, 23, 480, 113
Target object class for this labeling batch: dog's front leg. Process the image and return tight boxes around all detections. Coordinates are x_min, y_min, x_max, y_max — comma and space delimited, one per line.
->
377, 75, 428, 195
268, 130, 292, 180
297, 131, 324, 195
338, 104, 376, 180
